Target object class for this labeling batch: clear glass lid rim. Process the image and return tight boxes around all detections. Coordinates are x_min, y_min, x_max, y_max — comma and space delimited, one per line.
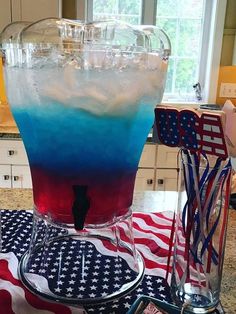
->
0, 43, 170, 57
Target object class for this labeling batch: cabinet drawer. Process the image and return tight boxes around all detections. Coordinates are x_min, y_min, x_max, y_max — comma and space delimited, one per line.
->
138, 144, 156, 168
156, 145, 179, 168
0, 164, 11, 188
156, 169, 179, 192
134, 168, 155, 191
0, 140, 29, 165
12, 165, 32, 189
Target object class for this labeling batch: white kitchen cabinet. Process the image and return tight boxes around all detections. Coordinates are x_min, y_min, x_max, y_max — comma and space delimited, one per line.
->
0, 0, 11, 33
0, 139, 29, 164
0, 0, 61, 33
0, 139, 32, 188
134, 143, 179, 192
155, 145, 179, 192
0, 164, 11, 188
156, 145, 179, 168
11, 0, 61, 22
0, 163, 32, 188
134, 168, 155, 191
156, 169, 179, 192
11, 165, 32, 188
138, 144, 156, 168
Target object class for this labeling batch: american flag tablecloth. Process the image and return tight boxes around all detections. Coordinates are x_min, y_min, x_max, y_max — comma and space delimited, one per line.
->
0, 210, 175, 314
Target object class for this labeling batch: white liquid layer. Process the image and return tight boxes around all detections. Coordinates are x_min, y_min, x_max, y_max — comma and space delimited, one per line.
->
5, 52, 167, 116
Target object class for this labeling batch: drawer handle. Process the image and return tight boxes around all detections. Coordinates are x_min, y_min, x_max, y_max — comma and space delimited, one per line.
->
3, 175, 10, 180
8, 150, 16, 156
13, 176, 20, 181
157, 179, 164, 185
147, 179, 153, 185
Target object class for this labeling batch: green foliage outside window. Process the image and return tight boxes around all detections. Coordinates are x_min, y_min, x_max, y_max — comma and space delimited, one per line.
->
93, 0, 204, 101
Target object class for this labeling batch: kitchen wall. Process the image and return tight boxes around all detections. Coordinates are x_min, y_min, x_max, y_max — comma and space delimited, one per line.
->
62, 0, 77, 19
216, 0, 236, 105
220, 0, 236, 66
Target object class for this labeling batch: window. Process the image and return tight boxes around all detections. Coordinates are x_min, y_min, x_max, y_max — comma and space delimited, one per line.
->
155, 0, 205, 102
93, 0, 142, 24
88, 0, 226, 104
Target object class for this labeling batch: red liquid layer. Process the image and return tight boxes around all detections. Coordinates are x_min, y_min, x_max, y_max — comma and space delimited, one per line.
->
31, 167, 136, 225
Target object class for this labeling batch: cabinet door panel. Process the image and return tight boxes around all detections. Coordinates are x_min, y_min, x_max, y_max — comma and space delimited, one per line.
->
12, 0, 61, 22
156, 169, 179, 192
156, 145, 179, 168
134, 169, 155, 191
0, 0, 11, 32
0, 164, 11, 188
138, 144, 156, 168
12, 165, 32, 188
0, 140, 29, 164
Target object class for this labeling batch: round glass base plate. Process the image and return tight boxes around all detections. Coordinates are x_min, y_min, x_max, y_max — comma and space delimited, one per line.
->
18, 211, 145, 306
173, 283, 218, 313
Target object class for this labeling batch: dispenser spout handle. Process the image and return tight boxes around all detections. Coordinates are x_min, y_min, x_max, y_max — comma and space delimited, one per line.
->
72, 185, 90, 230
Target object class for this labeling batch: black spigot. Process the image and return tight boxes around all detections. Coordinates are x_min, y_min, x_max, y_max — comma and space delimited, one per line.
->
72, 185, 90, 230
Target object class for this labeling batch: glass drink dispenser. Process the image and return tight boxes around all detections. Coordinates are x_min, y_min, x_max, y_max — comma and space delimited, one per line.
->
0, 18, 170, 305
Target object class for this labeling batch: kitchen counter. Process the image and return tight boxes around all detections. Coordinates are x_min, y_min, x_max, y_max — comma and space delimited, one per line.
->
0, 188, 236, 313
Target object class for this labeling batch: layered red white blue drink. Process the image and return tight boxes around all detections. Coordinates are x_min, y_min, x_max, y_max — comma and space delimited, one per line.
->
2, 20, 169, 227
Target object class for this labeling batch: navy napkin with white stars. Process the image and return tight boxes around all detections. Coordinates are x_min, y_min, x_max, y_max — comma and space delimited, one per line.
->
1, 210, 173, 314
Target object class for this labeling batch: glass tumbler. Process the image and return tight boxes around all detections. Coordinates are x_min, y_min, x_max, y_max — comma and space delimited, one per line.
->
171, 149, 232, 313
1, 18, 170, 305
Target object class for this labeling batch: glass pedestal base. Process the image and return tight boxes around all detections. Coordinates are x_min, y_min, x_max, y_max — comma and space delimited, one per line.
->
171, 282, 219, 313
18, 209, 145, 306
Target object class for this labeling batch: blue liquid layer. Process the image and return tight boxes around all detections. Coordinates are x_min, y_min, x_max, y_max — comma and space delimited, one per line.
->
13, 101, 155, 178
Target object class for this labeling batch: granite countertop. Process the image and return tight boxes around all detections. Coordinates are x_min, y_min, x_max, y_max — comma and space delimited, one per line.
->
0, 188, 236, 313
